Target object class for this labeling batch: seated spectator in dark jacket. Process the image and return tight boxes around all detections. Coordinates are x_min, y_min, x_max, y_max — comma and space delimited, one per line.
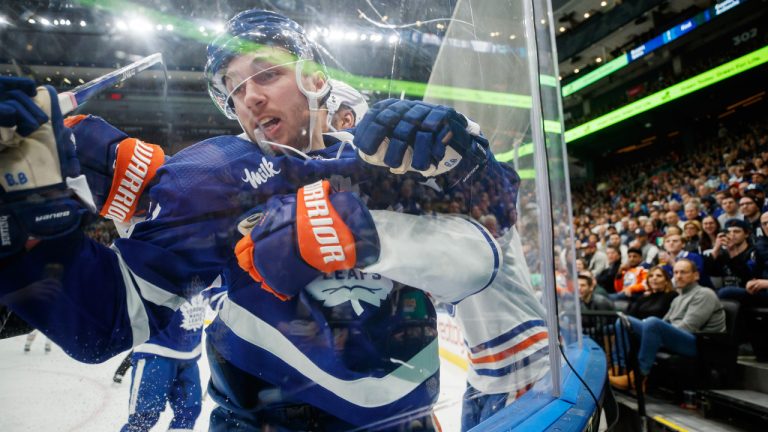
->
610, 259, 726, 391
739, 195, 763, 242
596, 246, 622, 293
719, 211, 768, 308
708, 218, 755, 290
579, 271, 614, 312
612, 248, 648, 300
625, 266, 678, 320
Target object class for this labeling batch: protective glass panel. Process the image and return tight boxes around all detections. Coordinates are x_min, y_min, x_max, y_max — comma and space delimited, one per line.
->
0, 0, 578, 430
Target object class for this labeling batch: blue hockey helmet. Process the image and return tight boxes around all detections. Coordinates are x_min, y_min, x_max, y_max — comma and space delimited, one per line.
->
204, 9, 329, 120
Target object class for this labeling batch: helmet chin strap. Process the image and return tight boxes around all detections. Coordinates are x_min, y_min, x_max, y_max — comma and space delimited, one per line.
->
295, 60, 331, 153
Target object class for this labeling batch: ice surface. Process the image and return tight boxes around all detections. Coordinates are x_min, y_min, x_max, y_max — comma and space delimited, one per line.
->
0, 334, 465, 431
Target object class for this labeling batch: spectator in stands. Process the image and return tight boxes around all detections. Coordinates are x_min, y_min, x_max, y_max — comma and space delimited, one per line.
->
664, 211, 684, 233
596, 246, 622, 294
701, 195, 719, 218
581, 240, 609, 276
709, 218, 755, 291
607, 232, 629, 263
683, 202, 702, 222
643, 220, 663, 250
683, 220, 703, 254
625, 266, 678, 320
717, 193, 742, 226
609, 259, 726, 391
579, 271, 614, 312
745, 183, 768, 213
660, 232, 709, 286
612, 248, 648, 301
478, 214, 499, 238
632, 229, 659, 267
719, 211, 768, 308
700, 215, 721, 253
739, 195, 763, 240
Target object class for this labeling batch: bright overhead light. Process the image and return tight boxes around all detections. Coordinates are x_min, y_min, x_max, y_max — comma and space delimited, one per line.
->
165, 24, 173, 31
596, 57, 602, 63
574, 68, 580, 73
40, 18, 51, 26
509, 34, 516, 40
53, 19, 59, 25
130, 17, 152, 32
559, 26, 566, 32
328, 30, 343, 41
115, 19, 127, 31
199, 25, 206, 33
601, 1, 608, 6
28, 18, 37, 24
388, 34, 399, 44
584, 12, 590, 19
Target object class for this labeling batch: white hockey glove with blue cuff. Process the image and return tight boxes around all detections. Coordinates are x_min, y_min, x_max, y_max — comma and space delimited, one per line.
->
353, 98, 488, 177
0, 77, 95, 258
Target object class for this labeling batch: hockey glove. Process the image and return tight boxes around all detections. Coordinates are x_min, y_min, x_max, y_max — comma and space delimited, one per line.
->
0, 77, 94, 258
64, 115, 164, 222
354, 98, 489, 177
235, 180, 380, 300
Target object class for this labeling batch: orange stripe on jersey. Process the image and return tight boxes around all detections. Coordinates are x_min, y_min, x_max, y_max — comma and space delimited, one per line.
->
469, 331, 548, 364
296, 180, 357, 273
235, 235, 290, 301
100, 138, 164, 222
63, 115, 88, 128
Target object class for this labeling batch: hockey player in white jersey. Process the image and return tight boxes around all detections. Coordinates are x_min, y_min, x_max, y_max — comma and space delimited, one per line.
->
0, 8, 546, 431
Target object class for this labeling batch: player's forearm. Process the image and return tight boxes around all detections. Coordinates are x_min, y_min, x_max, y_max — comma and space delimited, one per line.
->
363, 211, 501, 303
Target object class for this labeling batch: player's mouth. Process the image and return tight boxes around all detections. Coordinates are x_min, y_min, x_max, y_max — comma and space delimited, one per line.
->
258, 117, 281, 138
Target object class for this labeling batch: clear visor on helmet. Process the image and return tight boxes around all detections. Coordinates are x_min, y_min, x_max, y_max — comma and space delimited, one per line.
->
208, 30, 327, 120
208, 32, 329, 155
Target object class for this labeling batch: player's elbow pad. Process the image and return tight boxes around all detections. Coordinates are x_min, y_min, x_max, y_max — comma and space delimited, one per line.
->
66, 115, 164, 222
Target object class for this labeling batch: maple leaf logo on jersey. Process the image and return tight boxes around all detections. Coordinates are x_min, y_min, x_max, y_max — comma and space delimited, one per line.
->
306, 269, 393, 315
180, 294, 206, 331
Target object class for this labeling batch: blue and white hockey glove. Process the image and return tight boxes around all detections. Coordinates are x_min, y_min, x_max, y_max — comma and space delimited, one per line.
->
0, 77, 95, 258
235, 180, 380, 300
354, 98, 489, 177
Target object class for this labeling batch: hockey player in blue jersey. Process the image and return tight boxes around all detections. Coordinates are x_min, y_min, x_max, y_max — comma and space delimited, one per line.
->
0, 8, 545, 431
121, 285, 226, 432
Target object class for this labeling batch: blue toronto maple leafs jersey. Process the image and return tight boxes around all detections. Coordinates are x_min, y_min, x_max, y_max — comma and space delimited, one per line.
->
133, 284, 227, 361
1, 131, 521, 427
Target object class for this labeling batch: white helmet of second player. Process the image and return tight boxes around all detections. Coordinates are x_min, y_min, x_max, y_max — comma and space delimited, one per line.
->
326, 79, 368, 130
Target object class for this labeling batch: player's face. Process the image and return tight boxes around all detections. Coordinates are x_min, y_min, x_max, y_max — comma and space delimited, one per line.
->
224, 49, 325, 150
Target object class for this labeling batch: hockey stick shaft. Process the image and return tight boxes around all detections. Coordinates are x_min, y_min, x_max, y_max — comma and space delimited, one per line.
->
57, 53, 166, 115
